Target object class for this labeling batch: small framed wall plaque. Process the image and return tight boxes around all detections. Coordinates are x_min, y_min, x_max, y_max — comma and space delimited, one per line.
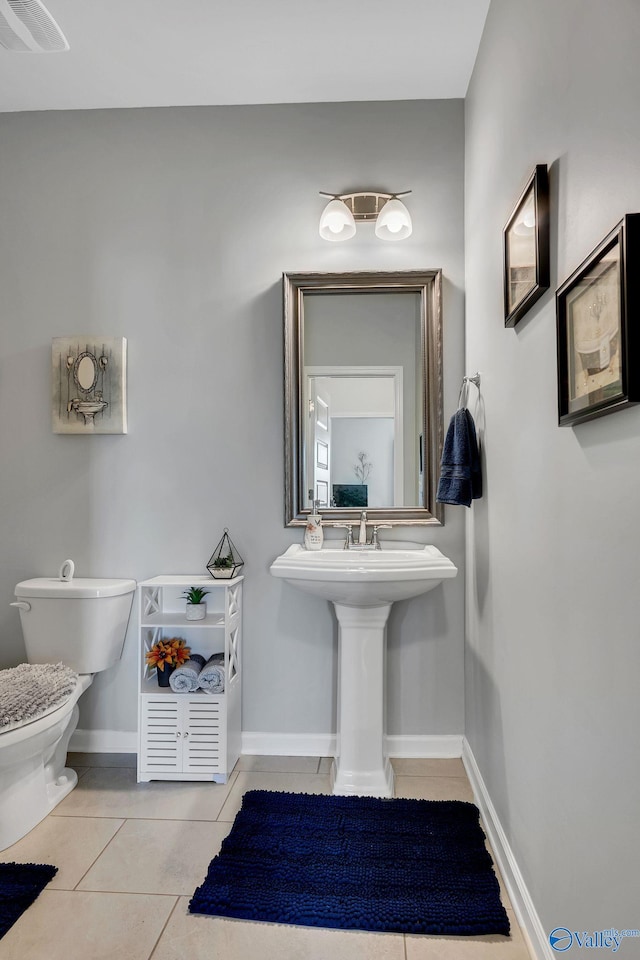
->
503, 165, 550, 328
556, 214, 640, 426
52, 336, 127, 434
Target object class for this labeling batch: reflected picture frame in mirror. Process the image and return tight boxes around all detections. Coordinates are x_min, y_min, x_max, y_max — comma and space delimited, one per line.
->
282, 271, 444, 527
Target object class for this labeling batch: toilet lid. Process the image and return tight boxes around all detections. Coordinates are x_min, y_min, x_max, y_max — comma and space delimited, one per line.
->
0, 663, 80, 732
15, 577, 136, 599
0, 692, 77, 734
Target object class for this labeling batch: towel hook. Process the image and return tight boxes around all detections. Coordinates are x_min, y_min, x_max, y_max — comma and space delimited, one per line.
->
458, 372, 481, 409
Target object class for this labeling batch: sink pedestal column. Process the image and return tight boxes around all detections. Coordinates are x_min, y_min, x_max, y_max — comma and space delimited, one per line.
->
330, 601, 394, 798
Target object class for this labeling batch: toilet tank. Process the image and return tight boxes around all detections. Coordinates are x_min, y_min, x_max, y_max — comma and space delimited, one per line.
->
14, 577, 136, 674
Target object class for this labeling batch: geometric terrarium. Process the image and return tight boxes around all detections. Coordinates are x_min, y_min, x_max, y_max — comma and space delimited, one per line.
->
206, 528, 244, 579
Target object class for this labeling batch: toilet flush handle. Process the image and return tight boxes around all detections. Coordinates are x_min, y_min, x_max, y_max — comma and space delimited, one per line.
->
10, 601, 31, 612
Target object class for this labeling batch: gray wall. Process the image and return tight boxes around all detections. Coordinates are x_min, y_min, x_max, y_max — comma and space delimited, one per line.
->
0, 100, 466, 742
465, 0, 640, 937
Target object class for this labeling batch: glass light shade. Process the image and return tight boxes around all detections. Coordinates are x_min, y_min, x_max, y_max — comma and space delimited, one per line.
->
319, 199, 356, 242
374, 198, 412, 241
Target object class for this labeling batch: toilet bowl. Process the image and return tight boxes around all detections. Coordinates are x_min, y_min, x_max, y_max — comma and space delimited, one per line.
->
0, 573, 135, 851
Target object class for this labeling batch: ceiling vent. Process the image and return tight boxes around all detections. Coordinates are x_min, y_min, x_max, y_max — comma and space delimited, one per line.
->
0, 0, 69, 52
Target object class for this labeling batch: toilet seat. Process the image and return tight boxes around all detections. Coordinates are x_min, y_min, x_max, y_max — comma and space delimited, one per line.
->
0, 674, 91, 740
1, 694, 74, 734
0, 665, 83, 734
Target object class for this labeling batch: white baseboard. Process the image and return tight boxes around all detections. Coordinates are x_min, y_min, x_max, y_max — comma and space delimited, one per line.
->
462, 739, 551, 960
70, 728, 137, 753
386, 734, 463, 758
241, 732, 463, 758
69, 730, 463, 759
241, 732, 336, 757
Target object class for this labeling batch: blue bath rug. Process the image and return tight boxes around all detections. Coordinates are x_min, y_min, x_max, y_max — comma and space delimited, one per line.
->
0, 862, 57, 939
189, 790, 510, 936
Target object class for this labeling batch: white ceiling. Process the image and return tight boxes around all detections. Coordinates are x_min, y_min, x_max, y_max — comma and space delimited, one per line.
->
0, 0, 490, 112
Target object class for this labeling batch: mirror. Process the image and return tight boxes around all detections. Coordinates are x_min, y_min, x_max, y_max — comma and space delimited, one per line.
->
74, 353, 98, 392
283, 271, 444, 526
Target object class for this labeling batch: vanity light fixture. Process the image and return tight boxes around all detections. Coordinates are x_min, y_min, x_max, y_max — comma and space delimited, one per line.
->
319, 191, 413, 242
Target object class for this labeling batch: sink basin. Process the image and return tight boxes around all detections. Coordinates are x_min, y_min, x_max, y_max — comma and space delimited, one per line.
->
270, 540, 458, 798
270, 542, 457, 607
68, 399, 108, 425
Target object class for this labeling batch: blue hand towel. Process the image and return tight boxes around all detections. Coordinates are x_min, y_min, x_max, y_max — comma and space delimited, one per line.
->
436, 408, 482, 507
168, 654, 206, 693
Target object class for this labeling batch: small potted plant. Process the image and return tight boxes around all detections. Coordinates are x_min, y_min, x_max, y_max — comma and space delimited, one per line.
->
145, 637, 191, 687
210, 555, 235, 579
182, 586, 209, 620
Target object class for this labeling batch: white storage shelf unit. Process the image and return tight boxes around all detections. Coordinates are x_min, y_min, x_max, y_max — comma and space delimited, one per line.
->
137, 575, 242, 783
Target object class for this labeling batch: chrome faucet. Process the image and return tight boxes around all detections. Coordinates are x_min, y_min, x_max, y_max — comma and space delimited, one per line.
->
358, 511, 367, 544
333, 514, 392, 550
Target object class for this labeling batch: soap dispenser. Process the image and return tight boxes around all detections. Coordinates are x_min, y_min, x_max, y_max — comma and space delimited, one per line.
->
304, 500, 324, 551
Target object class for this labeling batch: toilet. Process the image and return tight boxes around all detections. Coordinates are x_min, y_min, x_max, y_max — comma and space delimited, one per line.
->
0, 570, 136, 851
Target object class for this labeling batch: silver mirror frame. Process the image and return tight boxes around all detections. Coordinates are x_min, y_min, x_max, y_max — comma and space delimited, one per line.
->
283, 270, 444, 527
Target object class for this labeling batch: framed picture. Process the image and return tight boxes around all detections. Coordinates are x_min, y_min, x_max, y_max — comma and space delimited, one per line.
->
503, 165, 550, 327
52, 336, 127, 434
556, 214, 640, 426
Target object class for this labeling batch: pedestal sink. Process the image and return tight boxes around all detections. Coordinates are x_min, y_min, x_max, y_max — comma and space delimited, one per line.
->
270, 542, 457, 797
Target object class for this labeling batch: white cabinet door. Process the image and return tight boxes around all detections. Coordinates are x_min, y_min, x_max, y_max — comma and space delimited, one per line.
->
183, 698, 226, 774
140, 697, 182, 773
141, 697, 228, 775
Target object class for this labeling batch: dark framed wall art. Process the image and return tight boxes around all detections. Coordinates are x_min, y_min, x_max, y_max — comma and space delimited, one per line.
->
556, 214, 640, 426
503, 164, 550, 328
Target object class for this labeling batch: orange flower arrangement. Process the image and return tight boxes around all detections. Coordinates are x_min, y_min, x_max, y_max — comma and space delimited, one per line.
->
145, 637, 191, 673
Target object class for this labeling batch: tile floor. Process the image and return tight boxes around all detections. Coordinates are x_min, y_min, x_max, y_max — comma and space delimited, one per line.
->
0, 755, 534, 960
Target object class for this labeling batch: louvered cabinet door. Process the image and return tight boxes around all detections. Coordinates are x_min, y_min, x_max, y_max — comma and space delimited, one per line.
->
140, 697, 182, 773
183, 697, 226, 774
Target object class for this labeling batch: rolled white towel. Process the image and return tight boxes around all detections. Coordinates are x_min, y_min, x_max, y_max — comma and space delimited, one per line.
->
198, 653, 225, 693
169, 654, 206, 693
